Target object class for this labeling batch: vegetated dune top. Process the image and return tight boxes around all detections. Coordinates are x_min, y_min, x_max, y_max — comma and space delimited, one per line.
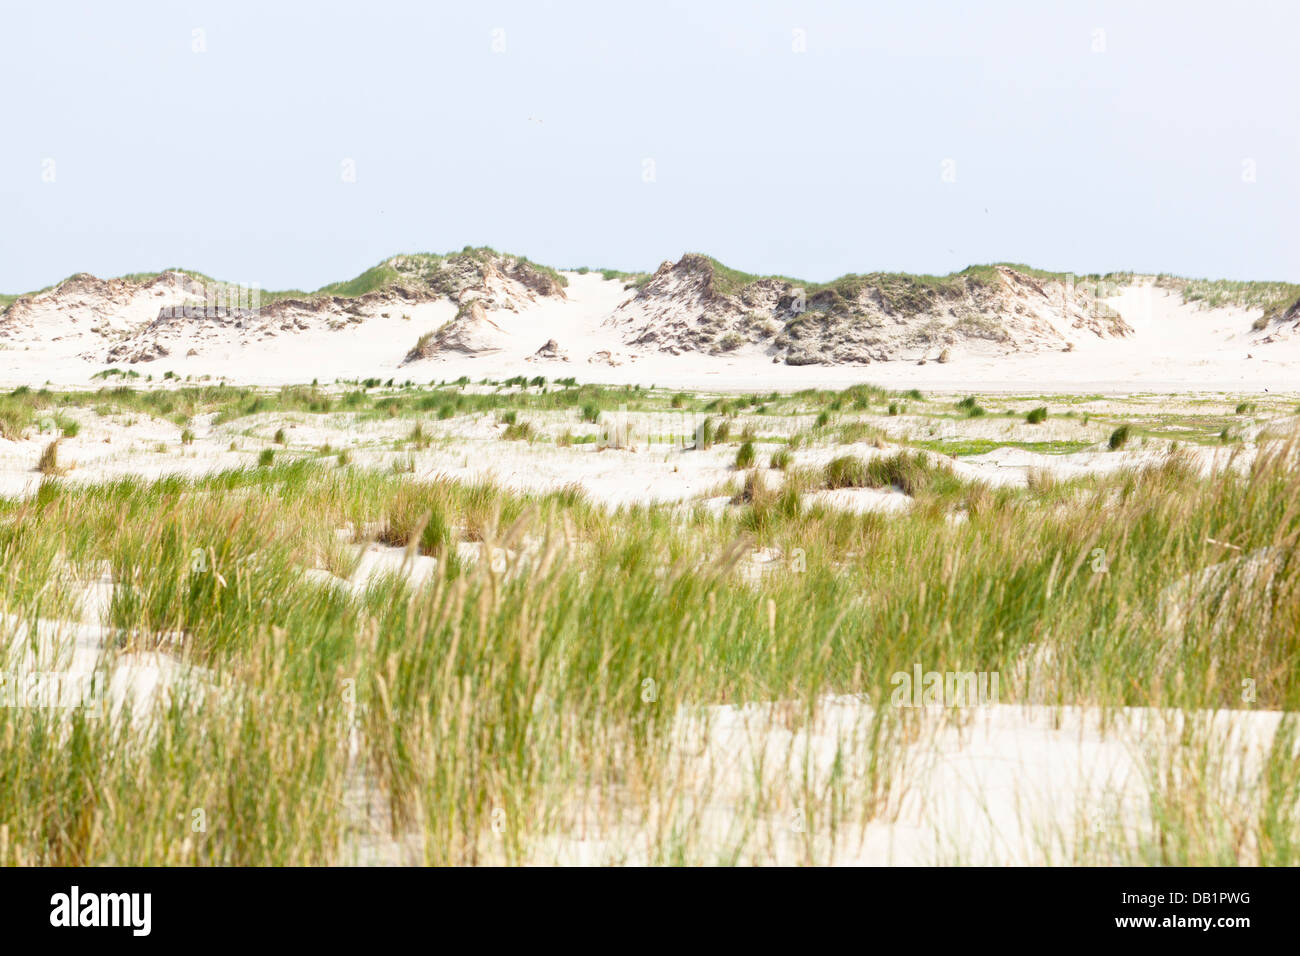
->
604, 254, 1136, 364
0, 249, 1298, 391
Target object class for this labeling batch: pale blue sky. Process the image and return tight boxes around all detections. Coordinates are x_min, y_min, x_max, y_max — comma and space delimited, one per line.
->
2, 0, 1297, 292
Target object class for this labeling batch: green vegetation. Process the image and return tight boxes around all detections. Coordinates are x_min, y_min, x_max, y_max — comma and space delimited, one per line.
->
1156, 275, 1300, 319
502, 421, 534, 442
36, 439, 61, 475
0, 438, 1295, 863
0, 248, 572, 320
823, 451, 956, 496
912, 438, 1093, 457
671, 255, 1138, 319
0, 377, 1295, 865
695, 417, 716, 450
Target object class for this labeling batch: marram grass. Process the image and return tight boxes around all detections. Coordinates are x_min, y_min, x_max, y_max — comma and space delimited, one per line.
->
0, 434, 1297, 864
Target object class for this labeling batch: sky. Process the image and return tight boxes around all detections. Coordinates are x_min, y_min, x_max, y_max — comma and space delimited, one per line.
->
1, 0, 1297, 293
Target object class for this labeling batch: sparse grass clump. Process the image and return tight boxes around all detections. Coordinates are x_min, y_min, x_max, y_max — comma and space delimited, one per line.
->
1025, 466, 1056, 495
730, 467, 769, 505
823, 455, 869, 489
1026, 406, 1048, 425
838, 421, 885, 445
36, 439, 61, 475
258, 448, 275, 467
1109, 425, 1131, 450
695, 417, 716, 450
734, 441, 756, 469
823, 451, 951, 496
0, 387, 46, 439
377, 486, 452, 556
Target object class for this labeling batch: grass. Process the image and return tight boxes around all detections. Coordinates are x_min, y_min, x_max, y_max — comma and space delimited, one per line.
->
1155, 276, 1300, 320
0, 381, 675, 442
822, 451, 955, 496
0, 382, 1298, 865
912, 438, 1093, 457
0, 386, 54, 440
0, 435, 1297, 864
502, 421, 534, 442
36, 439, 61, 475
695, 417, 716, 450
375, 485, 452, 556
1, 249, 573, 326
837, 421, 886, 445
673, 255, 1113, 317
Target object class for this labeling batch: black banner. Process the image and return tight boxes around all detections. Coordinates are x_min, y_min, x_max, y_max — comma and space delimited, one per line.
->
0, 866, 1284, 944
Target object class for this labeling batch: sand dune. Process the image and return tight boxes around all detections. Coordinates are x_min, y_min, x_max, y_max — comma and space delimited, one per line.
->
1, 256, 1294, 393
